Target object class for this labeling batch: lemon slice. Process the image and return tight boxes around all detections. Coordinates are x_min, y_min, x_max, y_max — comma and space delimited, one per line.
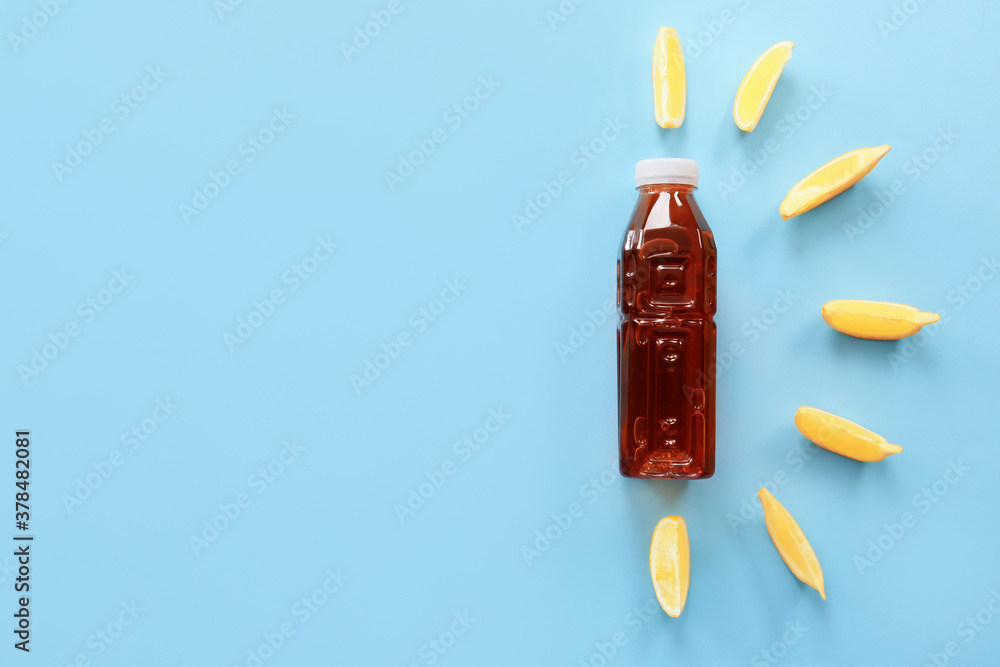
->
733, 41, 794, 132
822, 299, 940, 340
649, 516, 690, 617
758, 489, 826, 600
653, 27, 685, 128
779, 146, 890, 220
780, 145, 891, 219
795, 406, 903, 462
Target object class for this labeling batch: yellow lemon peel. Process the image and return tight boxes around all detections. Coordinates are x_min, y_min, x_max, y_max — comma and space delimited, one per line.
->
795, 406, 903, 462
758, 489, 826, 600
822, 299, 940, 340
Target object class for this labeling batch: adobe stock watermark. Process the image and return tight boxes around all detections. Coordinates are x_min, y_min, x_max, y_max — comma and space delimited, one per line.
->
716, 86, 832, 202
725, 440, 820, 534
17, 269, 134, 386
511, 116, 626, 233
921, 588, 1000, 667
179, 107, 294, 223
878, 0, 933, 40
853, 459, 969, 575
844, 127, 959, 244
682, 288, 798, 401
340, 0, 414, 63
56, 601, 144, 666
683, 0, 756, 63
887, 254, 997, 372
8, 0, 73, 53
213, 0, 249, 21
556, 298, 615, 362
559, 261, 639, 362
577, 599, 662, 667
544, 0, 588, 30
223, 236, 339, 352
350, 279, 467, 395
384, 75, 501, 191
406, 611, 477, 667
188, 439, 305, 556
749, 620, 809, 667
51, 66, 169, 182
394, 408, 512, 524
521, 466, 617, 565
232, 567, 349, 667
61, 398, 179, 513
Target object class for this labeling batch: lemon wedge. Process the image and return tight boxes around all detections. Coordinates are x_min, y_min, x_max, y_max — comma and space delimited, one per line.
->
733, 41, 794, 132
653, 27, 686, 128
822, 299, 940, 340
650, 516, 690, 617
758, 489, 826, 600
780, 145, 891, 219
795, 406, 903, 462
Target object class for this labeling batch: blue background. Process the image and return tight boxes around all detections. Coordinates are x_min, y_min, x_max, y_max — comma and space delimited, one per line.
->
3, 0, 999, 665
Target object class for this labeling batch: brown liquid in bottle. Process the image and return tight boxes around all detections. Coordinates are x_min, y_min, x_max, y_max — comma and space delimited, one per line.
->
618, 181, 717, 479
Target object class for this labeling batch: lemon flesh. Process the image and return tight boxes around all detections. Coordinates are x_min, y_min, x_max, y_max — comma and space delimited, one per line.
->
780, 145, 890, 219
650, 516, 690, 617
734, 41, 794, 132
653, 27, 686, 128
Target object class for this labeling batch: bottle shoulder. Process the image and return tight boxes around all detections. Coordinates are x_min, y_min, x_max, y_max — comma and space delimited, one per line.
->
623, 191, 714, 253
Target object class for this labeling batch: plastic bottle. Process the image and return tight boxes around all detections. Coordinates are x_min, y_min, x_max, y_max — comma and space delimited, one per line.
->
619, 159, 717, 479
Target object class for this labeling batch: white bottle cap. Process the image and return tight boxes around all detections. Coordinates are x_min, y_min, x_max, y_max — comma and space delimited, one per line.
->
635, 158, 699, 188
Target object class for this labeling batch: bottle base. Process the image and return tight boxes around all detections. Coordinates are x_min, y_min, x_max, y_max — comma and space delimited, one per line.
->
619, 456, 715, 479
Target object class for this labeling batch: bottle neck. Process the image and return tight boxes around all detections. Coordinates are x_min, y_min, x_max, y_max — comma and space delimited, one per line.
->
637, 183, 697, 195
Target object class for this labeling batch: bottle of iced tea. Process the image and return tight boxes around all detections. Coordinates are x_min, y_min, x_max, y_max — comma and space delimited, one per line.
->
619, 159, 717, 479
